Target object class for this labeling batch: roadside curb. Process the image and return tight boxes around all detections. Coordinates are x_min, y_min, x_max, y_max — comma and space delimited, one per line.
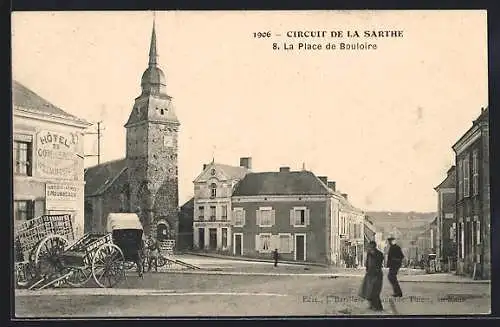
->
125, 270, 490, 283
184, 252, 329, 268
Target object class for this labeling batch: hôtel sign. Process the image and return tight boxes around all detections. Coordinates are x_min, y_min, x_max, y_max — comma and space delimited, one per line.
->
36, 130, 79, 180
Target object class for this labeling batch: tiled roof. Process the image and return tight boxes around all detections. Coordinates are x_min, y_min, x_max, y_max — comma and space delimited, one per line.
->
12, 80, 90, 125
84, 159, 127, 196
213, 163, 249, 180
232, 170, 330, 196
181, 197, 194, 210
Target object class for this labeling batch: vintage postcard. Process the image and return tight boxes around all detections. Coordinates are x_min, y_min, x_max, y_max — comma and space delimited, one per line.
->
11, 10, 490, 317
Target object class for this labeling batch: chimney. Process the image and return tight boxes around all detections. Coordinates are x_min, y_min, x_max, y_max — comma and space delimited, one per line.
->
327, 181, 336, 191
203, 164, 208, 171
341, 193, 348, 201
318, 176, 328, 185
240, 157, 252, 169
279, 167, 290, 172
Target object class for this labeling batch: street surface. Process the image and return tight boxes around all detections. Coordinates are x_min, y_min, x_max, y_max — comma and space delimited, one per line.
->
14, 255, 491, 317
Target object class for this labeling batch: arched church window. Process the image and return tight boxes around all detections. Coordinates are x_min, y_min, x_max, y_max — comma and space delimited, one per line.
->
210, 183, 217, 198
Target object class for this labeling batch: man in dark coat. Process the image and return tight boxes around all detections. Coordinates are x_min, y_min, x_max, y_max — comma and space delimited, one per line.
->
386, 236, 404, 297
359, 241, 384, 311
272, 248, 279, 267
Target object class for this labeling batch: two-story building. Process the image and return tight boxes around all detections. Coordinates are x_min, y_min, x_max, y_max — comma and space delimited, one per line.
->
337, 192, 365, 268
12, 80, 92, 239
434, 165, 457, 270
452, 107, 490, 279
192, 158, 250, 252
230, 167, 356, 265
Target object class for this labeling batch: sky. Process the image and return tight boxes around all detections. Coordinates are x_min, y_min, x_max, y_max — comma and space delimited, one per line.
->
12, 10, 488, 212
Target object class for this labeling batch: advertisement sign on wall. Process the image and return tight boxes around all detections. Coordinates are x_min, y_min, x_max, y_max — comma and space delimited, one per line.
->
45, 183, 78, 211
36, 130, 79, 180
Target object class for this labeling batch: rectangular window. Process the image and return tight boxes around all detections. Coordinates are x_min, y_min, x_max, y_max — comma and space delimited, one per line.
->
463, 155, 470, 197
460, 222, 465, 259
14, 200, 34, 222
295, 209, 305, 225
210, 206, 216, 222
458, 160, 463, 199
259, 234, 271, 252
476, 219, 481, 245
259, 208, 273, 226
450, 223, 456, 241
233, 208, 245, 227
210, 183, 217, 198
472, 150, 479, 196
13, 141, 33, 176
198, 206, 205, 221
222, 228, 228, 248
221, 205, 228, 221
279, 234, 292, 253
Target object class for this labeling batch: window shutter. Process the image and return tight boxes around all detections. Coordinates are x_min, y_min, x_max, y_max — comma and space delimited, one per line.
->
289, 235, 294, 252
305, 208, 310, 226
256, 210, 261, 226
271, 210, 276, 226
242, 210, 246, 226
477, 221, 481, 244
255, 235, 260, 251
231, 210, 236, 224
290, 209, 294, 225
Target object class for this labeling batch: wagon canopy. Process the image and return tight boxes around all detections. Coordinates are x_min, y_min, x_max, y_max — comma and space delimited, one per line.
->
106, 213, 143, 232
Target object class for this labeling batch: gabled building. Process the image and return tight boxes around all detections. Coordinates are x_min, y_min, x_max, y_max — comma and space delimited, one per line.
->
12, 80, 92, 239
229, 167, 363, 265
192, 158, 250, 251
434, 165, 457, 270
84, 21, 180, 242
452, 107, 490, 279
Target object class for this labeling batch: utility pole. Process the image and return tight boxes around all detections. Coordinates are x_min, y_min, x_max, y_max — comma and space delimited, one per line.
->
85, 121, 104, 164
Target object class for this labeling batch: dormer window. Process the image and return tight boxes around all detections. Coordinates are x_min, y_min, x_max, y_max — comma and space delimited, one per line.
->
210, 183, 217, 198
211, 169, 216, 176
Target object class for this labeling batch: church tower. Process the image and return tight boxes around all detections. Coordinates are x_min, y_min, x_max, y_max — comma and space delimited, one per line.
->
125, 20, 180, 240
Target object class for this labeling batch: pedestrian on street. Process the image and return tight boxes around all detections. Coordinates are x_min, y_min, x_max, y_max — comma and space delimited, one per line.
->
273, 248, 279, 267
359, 241, 384, 311
386, 236, 404, 297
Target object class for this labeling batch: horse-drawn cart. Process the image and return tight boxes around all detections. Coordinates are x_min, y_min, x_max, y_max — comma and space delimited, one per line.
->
14, 213, 144, 290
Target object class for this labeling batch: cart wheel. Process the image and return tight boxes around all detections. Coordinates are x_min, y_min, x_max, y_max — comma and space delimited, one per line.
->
34, 235, 69, 278
66, 256, 92, 287
92, 244, 125, 288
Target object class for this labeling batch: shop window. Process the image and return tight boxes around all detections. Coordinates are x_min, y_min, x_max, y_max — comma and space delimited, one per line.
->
13, 141, 32, 176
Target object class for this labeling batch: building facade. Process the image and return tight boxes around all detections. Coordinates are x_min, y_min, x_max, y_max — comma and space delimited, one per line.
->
12, 80, 92, 239
337, 193, 365, 268
434, 166, 457, 270
452, 107, 490, 279
230, 167, 362, 265
192, 158, 250, 252
178, 197, 194, 250
84, 22, 180, 242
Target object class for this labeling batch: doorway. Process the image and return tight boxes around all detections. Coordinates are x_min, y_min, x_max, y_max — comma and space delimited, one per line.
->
295, 234, 306, 261
157, 222, 169, 241
234, 233, 242, 256
198, 228, 205, 250
209, 228, 217, 249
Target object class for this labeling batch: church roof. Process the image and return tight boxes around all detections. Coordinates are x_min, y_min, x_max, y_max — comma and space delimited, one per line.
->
232, 170, 330, 196
84, 159, 127, 196
12, 80, 90, 125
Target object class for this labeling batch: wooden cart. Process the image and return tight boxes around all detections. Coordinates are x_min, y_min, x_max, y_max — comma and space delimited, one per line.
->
14, 213, 144, 289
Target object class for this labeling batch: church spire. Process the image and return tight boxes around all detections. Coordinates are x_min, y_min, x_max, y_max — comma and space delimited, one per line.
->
148, 19, 158, 67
